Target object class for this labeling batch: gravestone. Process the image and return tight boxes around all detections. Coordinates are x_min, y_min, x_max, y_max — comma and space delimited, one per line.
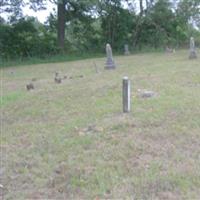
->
123, 77, 131, 113
124, 44, 130, 55
54, 72, 62, 83
189, 37, 197, 59
105, 43, 116, 69
26, 82, 34, 91
93, 61, 99, 73
137, 89, 157, 98
165, 46, 175, 53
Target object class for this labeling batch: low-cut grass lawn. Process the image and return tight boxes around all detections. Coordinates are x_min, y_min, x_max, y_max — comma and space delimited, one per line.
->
1, 50, 200, 199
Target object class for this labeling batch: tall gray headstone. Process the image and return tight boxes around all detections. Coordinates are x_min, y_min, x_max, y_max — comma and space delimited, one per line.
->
189, 37, 197, 59
124, 44, 130, 55
105, 43, 116, 69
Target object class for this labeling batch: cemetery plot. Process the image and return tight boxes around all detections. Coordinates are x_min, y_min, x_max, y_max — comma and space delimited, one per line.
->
1, 50, 200, 199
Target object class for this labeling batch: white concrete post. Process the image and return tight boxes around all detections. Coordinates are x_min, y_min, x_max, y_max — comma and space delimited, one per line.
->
123, 77, 131, 113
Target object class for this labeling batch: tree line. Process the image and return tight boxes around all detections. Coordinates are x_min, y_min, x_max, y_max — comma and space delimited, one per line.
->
0, 0, 200, 60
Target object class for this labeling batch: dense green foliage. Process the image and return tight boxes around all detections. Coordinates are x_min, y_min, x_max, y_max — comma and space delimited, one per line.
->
0, 18, 58, 59
0, 0, 199, 60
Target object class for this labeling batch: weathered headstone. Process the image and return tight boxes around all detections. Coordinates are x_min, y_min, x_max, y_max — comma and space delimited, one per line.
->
26, 82, 34, 91
93, 61, 99, 73
137, 89, 157, 98
189, 37, 197, 59
105, 43, 116, 69
54, 72, 62, 83
124, 44, 130, 55
165, 46, 175, 53
123, 77, 131, 113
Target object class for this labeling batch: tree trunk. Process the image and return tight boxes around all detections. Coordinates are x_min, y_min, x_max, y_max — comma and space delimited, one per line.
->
139, 0, 143, 16
145, 0, 149, 9
57, 1, 66, 50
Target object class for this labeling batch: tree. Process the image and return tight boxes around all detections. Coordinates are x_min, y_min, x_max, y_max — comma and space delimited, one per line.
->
1, 0, 99, 51
57, 0, 66, 50
0, 16, 58, 59
0, 0, 200, 58
97, 0, 134, 50
177, 0, 200, 23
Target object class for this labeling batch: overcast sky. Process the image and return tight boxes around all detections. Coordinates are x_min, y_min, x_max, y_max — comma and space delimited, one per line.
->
22, 1, 132, 23
1, 1, 182, 23
1, 1, 56, 23
23, 1, 56, 23
2, 1, 171, 24
1, 0, 143, 23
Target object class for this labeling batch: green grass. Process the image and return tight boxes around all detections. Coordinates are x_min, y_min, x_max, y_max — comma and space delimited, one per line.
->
1, 91, 26, 107
1, 50, 200, 199
0, 47, 164, 68
0, 52, 105, 68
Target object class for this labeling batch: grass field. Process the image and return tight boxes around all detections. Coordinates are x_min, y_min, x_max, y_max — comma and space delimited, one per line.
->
1, 50, 200, 199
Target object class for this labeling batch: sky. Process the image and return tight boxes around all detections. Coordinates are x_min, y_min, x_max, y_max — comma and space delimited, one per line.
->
23, 1, 56, 23
1, 0, 142, 23
1, 0, 180, 24
1, 1, 56, 23
22, 1, 141, 23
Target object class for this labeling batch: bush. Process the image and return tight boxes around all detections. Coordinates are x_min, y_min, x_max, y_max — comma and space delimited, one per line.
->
0, 18, 59, 60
